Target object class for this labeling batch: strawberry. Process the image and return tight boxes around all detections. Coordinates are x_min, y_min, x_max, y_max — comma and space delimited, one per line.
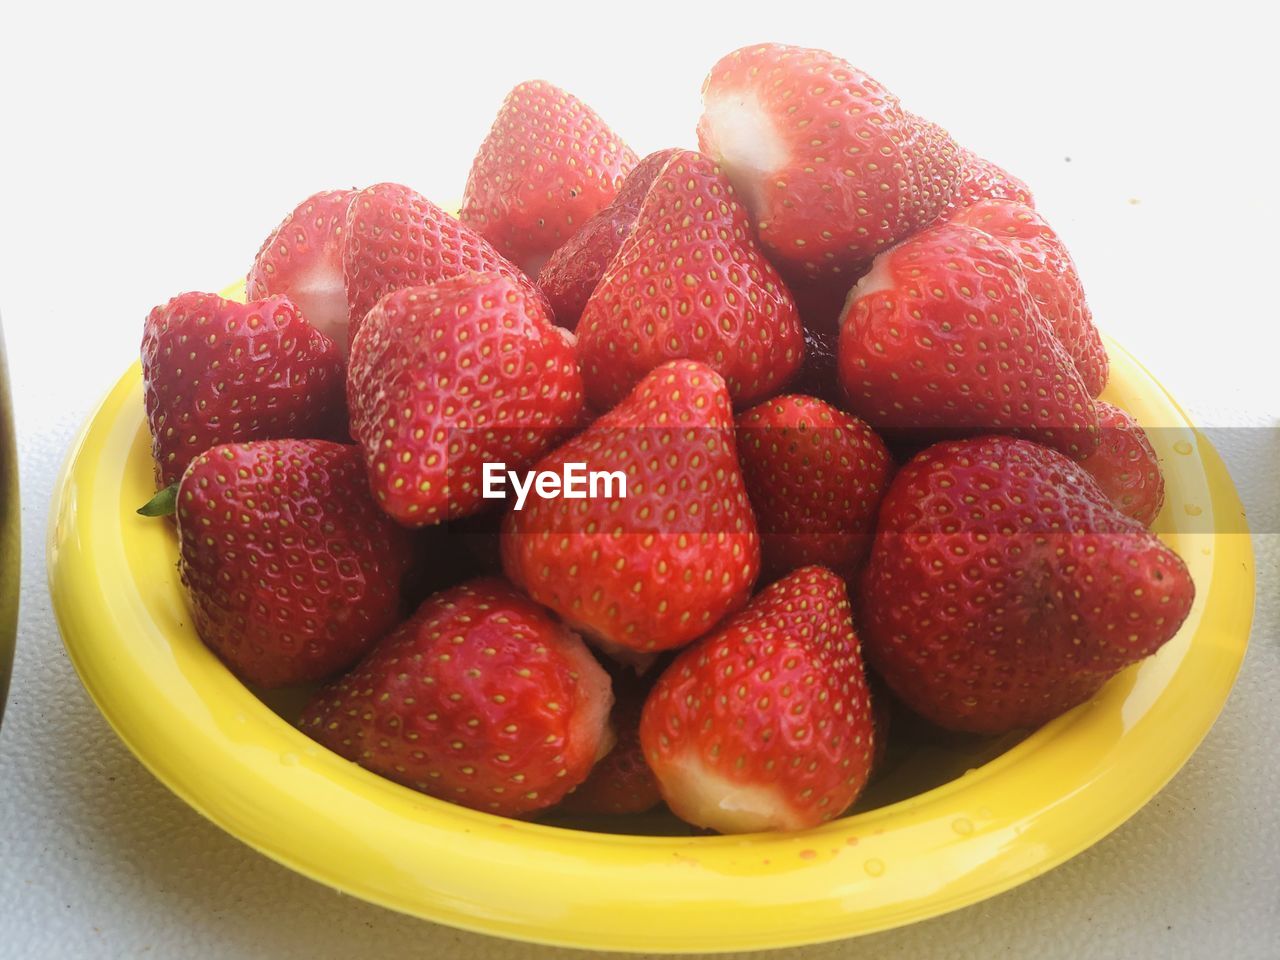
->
173, 440, 416, 688
948, 199, 1108, 395
346, 273, 584, 527
501, 360, 761, 654
342, 182, 546, 340
859, 435, 1195, 734
537, 148, 680, 328
141, 292, 346, 488
576, 149, 804, 409
736, 395, 893, 579
247, 189, 355, 351
954, 146, 1034, 208
640, 566, 875, 833
1080, 400, 1165, 526
910, 119, 1035, 212
300, 577, 614, 817
837, 215, 1099, 458
558, 673, 662, 816
697, 44, 961, 282
460, 80, 638, 274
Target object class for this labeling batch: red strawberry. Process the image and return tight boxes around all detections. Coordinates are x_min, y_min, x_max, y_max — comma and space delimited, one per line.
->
697, 44, 961, 282
502, 360, 761, 655
736, 395, 893, 579
640, 565, 875, 833
860, 435, 1195, 734
460, 80, 638, 274
948, 199, 1108, 395
837, 215, 1099, 458
954, 146, 1034, 208
558, 674, 662, 816
1080, 401, 1165, 526
342, 182, 546, 340
576, 149, 804, 409
247, 189, 355, 351
174, 440, 416, 687
300, 577, 614, 817
911, 119, 1034, 212
346, 273, 584, 527
141, 292, 345, 488
537, 148, 680, 328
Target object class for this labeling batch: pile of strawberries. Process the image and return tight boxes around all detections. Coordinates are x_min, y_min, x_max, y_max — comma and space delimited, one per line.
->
138, 43, 1191, 834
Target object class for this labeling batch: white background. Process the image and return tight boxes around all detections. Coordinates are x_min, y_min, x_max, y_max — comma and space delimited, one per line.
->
1, 2, 1277, 957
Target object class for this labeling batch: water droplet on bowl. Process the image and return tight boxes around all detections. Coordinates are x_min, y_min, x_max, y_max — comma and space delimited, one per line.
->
863, 858, 885, 877
279, 751, 300, 767
1173, 440, 1194, 456
1184, 503, 1203, 517
952, 817, 974, 835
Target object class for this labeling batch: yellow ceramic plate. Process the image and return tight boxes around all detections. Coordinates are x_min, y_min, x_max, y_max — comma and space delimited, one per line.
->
48, 330, 1253, 953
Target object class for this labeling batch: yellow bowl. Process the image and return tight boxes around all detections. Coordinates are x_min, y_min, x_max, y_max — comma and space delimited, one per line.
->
47, 329, 1253, 953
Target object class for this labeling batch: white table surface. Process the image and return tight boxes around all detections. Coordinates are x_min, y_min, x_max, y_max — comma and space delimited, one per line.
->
2, 2, 1276, 957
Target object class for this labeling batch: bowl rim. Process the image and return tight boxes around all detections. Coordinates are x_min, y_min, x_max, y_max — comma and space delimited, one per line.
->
47, 336, 1255, 953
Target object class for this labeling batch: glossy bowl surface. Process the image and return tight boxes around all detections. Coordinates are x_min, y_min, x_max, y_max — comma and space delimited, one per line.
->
48, 329, 1253, 953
